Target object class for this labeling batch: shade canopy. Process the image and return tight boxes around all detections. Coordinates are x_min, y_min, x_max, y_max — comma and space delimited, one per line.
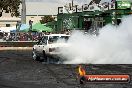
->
12, 23, 53, 32
9, 24, 29, 32
20, 24, 29, 30
19, 24, 30, 32
32, 23, 53, 32
19, 28, 29, 32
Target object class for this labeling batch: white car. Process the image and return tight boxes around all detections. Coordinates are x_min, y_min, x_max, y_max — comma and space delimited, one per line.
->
32, 34, 70, 62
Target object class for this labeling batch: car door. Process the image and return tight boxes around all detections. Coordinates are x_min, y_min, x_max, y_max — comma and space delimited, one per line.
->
38, 36, 48, 55
35, 38, 43, 55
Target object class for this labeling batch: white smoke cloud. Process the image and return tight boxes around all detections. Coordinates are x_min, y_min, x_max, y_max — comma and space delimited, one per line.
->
60, 15, 132, 64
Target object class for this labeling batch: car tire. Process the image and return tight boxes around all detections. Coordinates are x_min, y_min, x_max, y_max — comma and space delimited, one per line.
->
43, 50, 47, 62
32, 50, 40, 61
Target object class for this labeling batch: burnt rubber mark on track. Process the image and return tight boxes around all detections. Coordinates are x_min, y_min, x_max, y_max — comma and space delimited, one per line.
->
0, 57, 10, 64
45, 64, 78, 87
9, 52, 31, 58
0, 84, 19, 88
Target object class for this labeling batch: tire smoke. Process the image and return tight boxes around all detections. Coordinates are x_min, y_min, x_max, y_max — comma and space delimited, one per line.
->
60, 15, 132, 64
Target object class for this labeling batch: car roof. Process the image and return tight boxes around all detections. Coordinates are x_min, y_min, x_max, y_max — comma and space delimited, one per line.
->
44, 34, 70, 37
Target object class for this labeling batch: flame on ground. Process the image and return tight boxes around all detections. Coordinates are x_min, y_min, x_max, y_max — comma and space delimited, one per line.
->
78, 65, 86, 76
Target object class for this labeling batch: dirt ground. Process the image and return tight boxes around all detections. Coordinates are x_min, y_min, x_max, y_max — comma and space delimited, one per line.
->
0, 50, 132, 88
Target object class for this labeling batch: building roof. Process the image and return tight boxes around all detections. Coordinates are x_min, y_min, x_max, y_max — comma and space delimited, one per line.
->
0, 17, 21, 22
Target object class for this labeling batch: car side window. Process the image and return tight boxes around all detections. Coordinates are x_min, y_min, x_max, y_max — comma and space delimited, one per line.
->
37, 36, 47, 45
42, 36, 48, 44
37, 38, 43, 45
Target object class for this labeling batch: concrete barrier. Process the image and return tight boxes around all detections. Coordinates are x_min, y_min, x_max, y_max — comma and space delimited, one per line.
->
0, 47, 32, 51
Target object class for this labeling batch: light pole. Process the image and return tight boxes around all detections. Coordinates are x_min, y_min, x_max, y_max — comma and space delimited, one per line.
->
0, 8, 2, 17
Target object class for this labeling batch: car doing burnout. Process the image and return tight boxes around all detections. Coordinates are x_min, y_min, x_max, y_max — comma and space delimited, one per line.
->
32, 34, 70, 62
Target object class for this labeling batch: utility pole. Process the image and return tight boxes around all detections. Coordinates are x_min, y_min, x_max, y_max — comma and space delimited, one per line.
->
72, 0, 74, 9
21, 0, 26, 24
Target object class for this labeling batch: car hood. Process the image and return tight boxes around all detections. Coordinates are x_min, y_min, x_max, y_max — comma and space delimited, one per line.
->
47, 43, 70, 48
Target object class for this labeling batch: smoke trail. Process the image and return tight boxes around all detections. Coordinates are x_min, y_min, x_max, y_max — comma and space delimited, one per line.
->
60, 15, 132, 64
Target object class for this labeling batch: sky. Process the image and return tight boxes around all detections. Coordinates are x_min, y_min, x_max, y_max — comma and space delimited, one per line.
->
25, 0, 93, 15
24, 0, 131, 15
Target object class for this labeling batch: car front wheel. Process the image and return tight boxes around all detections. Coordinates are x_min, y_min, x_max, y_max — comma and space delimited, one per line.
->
43, 50, 48, 62
32, 50, 40, 61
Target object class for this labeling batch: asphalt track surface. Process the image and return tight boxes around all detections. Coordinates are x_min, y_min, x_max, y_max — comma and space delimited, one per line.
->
0, 50, 132, 88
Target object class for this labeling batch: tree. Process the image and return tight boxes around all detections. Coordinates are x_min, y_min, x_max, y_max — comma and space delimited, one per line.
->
40, 15, 55, 24
0, 0, 21, 17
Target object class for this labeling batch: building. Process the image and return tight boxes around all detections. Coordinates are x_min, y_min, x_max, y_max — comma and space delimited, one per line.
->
0, 11, 56, 28
0, 2, 57, 28
26, 15, 57, 25
47, 0, 132, 33
22, 2, 58, 25
0, 10, 21, 27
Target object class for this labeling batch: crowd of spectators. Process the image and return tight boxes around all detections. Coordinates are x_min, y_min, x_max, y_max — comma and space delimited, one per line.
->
0, 32, 45, 41
0, 30, 71, 41
0, 30, 70, 41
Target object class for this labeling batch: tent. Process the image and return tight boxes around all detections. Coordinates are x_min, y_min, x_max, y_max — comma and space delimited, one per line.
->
9, 24, 29, 32
10, 29, 16, 32
32, 22, 52, 32
20, 24, 29, 30
18, 24, 30, 32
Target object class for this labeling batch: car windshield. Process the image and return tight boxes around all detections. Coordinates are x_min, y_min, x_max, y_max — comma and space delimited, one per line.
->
48, 36, 69, 43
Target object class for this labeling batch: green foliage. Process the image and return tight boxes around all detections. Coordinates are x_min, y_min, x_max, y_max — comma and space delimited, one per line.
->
0, 0, 21, 17
40, 15, 55, 24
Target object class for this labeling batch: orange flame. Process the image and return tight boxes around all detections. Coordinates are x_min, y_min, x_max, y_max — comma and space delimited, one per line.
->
78, 65, 86, 76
